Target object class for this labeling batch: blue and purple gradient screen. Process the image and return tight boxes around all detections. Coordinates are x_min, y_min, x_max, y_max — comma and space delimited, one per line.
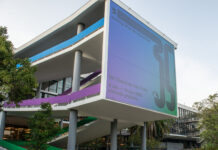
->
106, 1, 177, 116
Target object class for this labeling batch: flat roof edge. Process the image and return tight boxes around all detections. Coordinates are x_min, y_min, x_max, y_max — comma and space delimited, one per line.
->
178, 103, 198, 113
15, 0, 178, 55
14, 0, 101, 55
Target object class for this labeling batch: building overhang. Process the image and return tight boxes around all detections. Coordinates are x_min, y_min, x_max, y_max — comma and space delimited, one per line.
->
14, 0, 105, 58
164, 133, 200, 141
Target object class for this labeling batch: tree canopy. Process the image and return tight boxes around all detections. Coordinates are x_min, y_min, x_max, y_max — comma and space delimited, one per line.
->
193, 93, 218, 149
0, 26, 37, 108
128, 120, 173, 148
28, 103, 60, 150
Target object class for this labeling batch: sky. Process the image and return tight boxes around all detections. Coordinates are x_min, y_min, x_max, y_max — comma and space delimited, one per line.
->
0, 0, 218, 106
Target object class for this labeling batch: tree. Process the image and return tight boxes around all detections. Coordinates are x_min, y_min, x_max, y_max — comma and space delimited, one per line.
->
0, 26, 37, 108
193, 93, 218, 150
28, 103, 60, 150
146, 120, 173, 149
147, 119, 173, 139
128, 126, 141, 147
128, 120, 173, 148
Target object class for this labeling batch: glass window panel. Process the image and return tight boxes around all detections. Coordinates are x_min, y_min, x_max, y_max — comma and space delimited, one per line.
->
64, 77, 72, 91
41, 82, 49, 91
47, 94, 54, 98
57, 80, 63, 94
49, 80, 57, 93
43, 94, 48, 98
40, 92, 42, 98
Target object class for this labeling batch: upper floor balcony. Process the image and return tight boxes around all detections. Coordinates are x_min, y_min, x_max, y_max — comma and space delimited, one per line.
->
14, 0, 105, 83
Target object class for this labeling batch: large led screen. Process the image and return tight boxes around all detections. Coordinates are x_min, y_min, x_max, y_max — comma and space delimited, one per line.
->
106, 1, 177, 116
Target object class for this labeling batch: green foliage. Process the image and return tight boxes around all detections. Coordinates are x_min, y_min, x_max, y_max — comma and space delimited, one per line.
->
28, 103, 60, 150
82, 137, 107, 148
128, 126, 141, 146
0, 26, 37, 107
147, 120, 172, 140
193, 93, 218, 150
147, 138, 161, 149
128, 120, 173, 148
80, 120, 172, 149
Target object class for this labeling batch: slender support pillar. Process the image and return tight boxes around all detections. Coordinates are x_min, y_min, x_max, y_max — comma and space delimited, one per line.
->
71, 23, 84, 93
36, 83, 41, 98
67, 23, 85, 150
110, 119, 117, 150
141, 122, 146, 150
72, 50, 82, 92
77, 23, 85, 35
0, 111, 6, 140
67, 110, 78, 150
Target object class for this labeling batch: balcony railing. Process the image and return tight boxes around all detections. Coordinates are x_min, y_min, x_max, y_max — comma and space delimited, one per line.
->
29, 18, 104, 63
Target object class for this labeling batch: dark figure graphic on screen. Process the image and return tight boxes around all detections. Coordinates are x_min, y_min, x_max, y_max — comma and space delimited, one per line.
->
153, 44, 165, 108
153, 43, 176, 111
164, 44, 176, 111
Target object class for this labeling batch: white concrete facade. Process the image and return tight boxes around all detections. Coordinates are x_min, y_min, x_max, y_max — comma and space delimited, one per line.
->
2, 0, 178, 148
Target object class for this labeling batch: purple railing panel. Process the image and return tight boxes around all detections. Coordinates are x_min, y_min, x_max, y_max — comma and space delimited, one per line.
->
60, 70, 101, 96
4, 84, 100, 108
60, 88, 72, 96
80, 70, 101, 86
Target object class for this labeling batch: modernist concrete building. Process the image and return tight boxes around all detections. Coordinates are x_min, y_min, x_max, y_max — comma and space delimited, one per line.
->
0, 0, 178, 149
163, 103, 200, 150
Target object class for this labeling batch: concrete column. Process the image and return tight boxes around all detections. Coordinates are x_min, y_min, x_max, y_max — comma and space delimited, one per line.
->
72, 50, 82, 92
67, 23, 85, 150
36, 83, 41, 98
0, 111, 6, 140
67, 110, 78, 150
141, 122, 146, 150
71, 23, 85, 93
110, 119, 117, 150
77, 23, 85, 35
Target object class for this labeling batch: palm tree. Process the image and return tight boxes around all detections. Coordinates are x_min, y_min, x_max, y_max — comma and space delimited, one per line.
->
128, 119, 173, 148
147, 120, 172, 140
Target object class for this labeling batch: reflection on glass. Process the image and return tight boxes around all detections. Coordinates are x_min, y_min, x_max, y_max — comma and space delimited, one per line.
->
49, 80, 57, 93
41, 82, 49, 91
64, 77, 72, 91
57, 80, 63, 94
40, 77, 72, 97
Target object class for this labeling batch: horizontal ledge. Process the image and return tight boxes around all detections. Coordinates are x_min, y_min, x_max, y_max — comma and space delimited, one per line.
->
32, 27, 104, 66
